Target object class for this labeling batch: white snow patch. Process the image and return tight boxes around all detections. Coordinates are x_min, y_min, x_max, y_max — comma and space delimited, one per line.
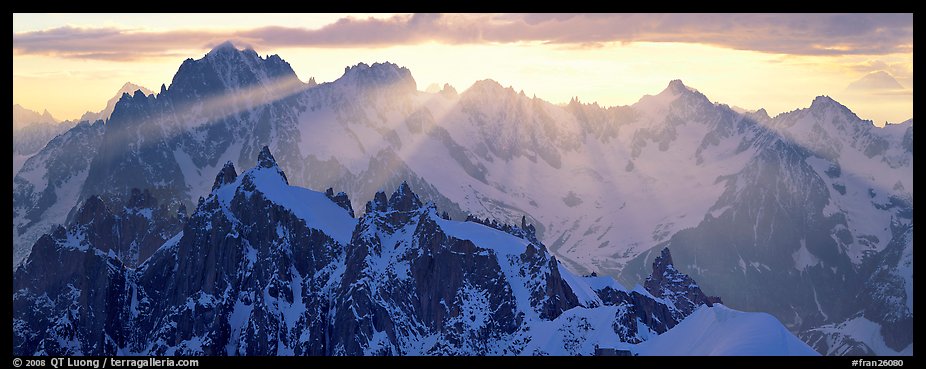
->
792, 239, 820, 272
558, 264, 604, 307
433, 216, 530, 255
214, 166, 356, 245
635, 304, 819, 356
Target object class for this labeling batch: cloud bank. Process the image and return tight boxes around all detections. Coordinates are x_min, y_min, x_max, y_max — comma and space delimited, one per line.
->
13, 13, 913, 61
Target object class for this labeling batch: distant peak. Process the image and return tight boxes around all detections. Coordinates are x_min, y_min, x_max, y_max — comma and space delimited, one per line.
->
809, 95, 846, 111
847, 70, 905, 91
664, 79, 698, 95
120, 81, 140, 90
470, 79, 506, 91
435, 83, 459, 99
337, 62, 417, 94
343, 61, 404, 76
202, 40, 261, 62
463, 79, 519, 101
207, 40, 239, 55
811, 95, 836, 105
257, 146, 278, 169
425, 83, 442, 93
116, 82, 153, 96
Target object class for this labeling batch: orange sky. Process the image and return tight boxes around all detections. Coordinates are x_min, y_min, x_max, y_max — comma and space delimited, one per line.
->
13, 13, 913, 125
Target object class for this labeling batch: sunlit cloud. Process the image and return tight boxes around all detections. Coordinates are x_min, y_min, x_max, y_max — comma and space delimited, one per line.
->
13, 13, 913, 61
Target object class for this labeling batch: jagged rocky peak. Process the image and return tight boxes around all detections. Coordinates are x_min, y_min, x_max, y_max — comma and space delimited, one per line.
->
206, 40, 247, 57
109, 89, 156, 121
239, 145, 289, 187
807, 95, 860, 118
644, 247, 722, 316
204, 40, 291, 68
440, 83, 458, 98
167, 40, 299, 99
340, 61, 417, 92
365, 190, 390, 213
325, 187, 355, 217
388, 181, 423, 212
465, 79, 513, 96
258, 145, 277, 167
810, 95, 840, 110
118, 82, 152, 97
212, 161, 238, 191
752, 107, 771, 120
665, 79, 691, 94
803, 95, 872, 130
659, 79, 712, 105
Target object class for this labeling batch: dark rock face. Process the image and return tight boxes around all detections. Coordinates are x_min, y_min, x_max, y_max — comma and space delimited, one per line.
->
13, 233, 131, 355
643, 248, 722, 317
25, 187, 185, 270
597, 287, 680, 342
857, 221, 913, 351
387, 181, 422, 212
212, 161, 238, 191
13, 149, 723, 356
325, 188, 354, 217
592, 247, 720, 342
799, 216, 913, 356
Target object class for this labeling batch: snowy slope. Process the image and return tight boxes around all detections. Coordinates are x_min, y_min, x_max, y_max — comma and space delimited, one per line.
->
393, 80, 758, 276
13, 121, 103, 267
635, 305, 819, 356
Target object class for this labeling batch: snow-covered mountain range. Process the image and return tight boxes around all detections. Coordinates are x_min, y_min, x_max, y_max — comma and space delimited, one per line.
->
78, 82, 155, 124
12, 84, 152, 178
13, 104, 69, 177
13, 146, 815, 355
12, 42, 911, 355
